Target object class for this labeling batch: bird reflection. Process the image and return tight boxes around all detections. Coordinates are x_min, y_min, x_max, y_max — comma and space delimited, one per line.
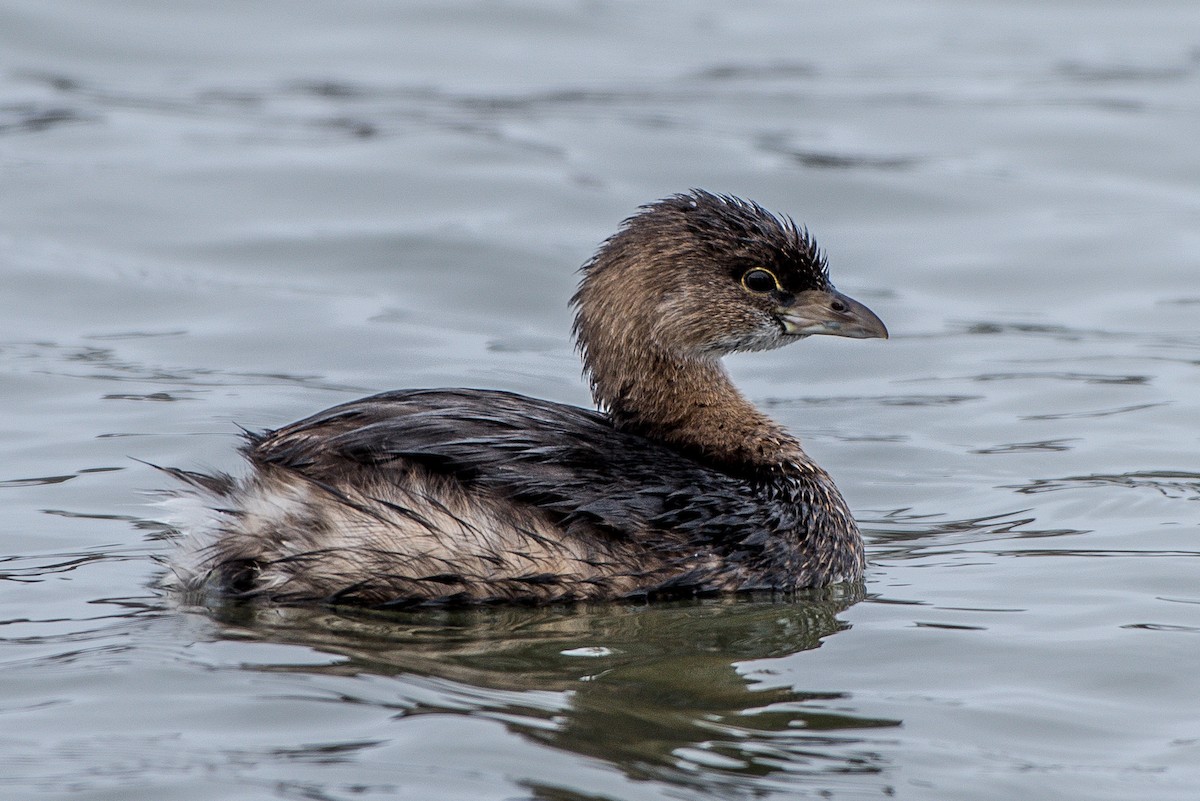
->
203, 587, 900, 792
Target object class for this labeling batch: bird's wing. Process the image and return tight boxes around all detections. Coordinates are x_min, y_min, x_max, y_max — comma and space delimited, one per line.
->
248, 388, 776, 545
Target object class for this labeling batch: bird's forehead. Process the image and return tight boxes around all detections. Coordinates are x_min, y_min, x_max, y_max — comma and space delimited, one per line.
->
743, 239, 829, 292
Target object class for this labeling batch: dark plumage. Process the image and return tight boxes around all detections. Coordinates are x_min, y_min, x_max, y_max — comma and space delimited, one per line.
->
163, 191, 887, 606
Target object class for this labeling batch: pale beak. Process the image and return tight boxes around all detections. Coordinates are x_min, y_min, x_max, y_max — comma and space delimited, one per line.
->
780, 289, 889, 340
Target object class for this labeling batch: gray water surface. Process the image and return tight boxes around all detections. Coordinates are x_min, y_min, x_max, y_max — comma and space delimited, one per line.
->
2, 1, 1198, 799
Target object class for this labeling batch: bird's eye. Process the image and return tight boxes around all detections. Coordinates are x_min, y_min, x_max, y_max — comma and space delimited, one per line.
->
741, 269, 778, 294
830, 298, 848, 313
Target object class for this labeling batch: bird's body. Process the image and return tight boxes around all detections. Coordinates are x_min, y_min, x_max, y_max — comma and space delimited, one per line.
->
164, 191, 887, 606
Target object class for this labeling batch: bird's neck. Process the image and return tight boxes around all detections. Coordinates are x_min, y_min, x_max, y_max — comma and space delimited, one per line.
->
586, 344, 804, 474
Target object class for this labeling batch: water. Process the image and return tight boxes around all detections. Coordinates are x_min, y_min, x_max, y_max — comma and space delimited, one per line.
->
2, 1, 1198, 798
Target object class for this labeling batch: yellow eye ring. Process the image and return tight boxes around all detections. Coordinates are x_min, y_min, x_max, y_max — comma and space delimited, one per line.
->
741, 268, 780, 294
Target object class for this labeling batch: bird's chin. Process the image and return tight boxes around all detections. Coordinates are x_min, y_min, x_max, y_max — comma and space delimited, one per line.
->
740, 328, 809, 353
701, 327, 793, 355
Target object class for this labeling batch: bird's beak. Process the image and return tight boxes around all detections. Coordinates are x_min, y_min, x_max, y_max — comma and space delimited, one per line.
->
780, 289, 889, 340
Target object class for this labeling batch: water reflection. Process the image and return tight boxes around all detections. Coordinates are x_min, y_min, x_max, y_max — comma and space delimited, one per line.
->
200, 589, 899, 792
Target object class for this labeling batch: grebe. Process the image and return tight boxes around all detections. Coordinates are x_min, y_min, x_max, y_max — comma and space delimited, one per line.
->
165, 191, 888, 606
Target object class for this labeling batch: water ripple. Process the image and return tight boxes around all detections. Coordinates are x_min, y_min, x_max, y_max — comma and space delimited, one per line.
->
971, 371, 1150, 386
864, 509, 1086, 560
973, 439, 1080, 454
3, 340, 366, 393
763, 393, 981, 408
1009, 471, 1200, 501
1022, 402, 1169, 421
0, 102, 94, 134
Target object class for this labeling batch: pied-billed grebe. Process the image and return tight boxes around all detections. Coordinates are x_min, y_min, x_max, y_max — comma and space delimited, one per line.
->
164, 191, 887, 606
